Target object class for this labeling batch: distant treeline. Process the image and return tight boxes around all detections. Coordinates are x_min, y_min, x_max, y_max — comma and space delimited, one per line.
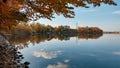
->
0, 22, 103, 37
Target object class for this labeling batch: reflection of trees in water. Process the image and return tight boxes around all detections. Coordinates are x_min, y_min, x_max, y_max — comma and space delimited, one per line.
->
0, 33, 102, 67
78, 34, 103, 39
8, 34, 103, 49
0, 34, 30, 68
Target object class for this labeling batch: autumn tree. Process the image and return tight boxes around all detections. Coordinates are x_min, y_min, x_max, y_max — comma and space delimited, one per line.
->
0, 0, 117, 24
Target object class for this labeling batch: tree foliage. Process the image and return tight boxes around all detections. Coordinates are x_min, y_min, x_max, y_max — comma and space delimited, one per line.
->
0, 0, 117, 24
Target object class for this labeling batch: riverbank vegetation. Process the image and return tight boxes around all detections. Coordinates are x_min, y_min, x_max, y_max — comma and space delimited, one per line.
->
0, 22, 103, 37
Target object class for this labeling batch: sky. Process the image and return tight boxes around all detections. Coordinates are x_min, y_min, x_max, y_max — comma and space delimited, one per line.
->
38, 0, 120, 31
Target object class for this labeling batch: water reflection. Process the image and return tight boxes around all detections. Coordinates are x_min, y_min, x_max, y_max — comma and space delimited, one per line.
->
9, 34, 102, 49
1, 33, 105, 68
113, 52, 120, 55
3, 34, 120, 68
64, 59, 70, 63
47, 62, 69, 68
33, 50, 62, 59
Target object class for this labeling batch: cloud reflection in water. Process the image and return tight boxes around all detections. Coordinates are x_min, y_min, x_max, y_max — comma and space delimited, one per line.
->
113, 52, 120, 55
64, 59, 70, 63
47, 62, 69, 68
33, 51, 62, 59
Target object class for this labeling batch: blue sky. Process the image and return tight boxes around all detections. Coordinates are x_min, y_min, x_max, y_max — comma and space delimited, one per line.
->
38, 0, 120, 31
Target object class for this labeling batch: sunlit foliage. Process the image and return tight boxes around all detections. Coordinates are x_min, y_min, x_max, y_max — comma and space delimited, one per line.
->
0, 0, 117, 24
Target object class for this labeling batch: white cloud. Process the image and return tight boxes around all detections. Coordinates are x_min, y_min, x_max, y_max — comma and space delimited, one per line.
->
33, 51, 62, 59
112, 10, 120, 14
113, 52, 120, 55
47, 62, 68, 68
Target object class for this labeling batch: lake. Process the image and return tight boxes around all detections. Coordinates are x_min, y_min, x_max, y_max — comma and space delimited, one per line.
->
18, 34, 120, 68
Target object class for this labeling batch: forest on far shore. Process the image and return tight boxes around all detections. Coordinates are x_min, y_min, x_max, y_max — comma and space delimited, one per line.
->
0, 22, 103, 37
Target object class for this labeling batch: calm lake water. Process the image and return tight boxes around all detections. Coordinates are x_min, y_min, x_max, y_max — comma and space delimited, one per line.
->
19, 34, 120, 68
